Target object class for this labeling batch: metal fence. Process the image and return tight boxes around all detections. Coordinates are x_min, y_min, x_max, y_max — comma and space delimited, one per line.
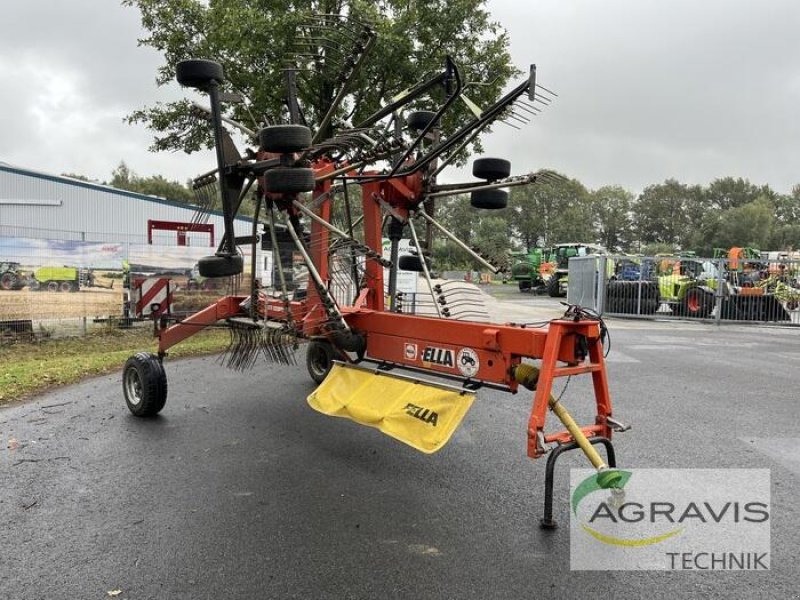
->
568, 254, 800, 325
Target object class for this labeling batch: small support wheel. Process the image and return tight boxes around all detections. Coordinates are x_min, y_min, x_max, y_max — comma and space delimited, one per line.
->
306, 340, 335, 384
175, 59, 225, 89
258, 125, 312, 153
264, 167, 315, 194
470, 188, 508, 209
473, 157, 511, 180
398, 254, 428, 272
198, 254, 243, 277
406, 110, 438, 131
123, 352, 167, 417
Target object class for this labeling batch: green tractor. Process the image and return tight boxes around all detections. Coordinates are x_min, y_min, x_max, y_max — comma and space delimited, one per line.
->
0, 261, 28, 291
657, 258, 720, 318
544, 243, 607, 298
509, 248, 546, 293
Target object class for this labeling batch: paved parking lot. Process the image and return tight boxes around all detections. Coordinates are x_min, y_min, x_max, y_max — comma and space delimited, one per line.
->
1, 288, 798, 598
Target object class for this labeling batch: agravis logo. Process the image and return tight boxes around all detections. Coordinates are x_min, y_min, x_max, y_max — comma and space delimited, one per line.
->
572, 470, 684, 547
569, 469, 771, 571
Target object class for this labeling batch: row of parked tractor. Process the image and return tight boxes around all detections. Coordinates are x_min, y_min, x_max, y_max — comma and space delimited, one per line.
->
510, 245, 800, 321
0, 262, 109, 292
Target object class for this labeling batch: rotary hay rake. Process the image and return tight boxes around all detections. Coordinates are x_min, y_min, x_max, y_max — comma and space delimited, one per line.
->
121, 15, 629, 526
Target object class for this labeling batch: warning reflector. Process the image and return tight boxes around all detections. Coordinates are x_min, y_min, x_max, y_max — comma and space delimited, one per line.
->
307, 363, 475, 454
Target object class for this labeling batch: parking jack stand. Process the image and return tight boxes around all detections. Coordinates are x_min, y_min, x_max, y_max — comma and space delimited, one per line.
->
540, 437, 616, 529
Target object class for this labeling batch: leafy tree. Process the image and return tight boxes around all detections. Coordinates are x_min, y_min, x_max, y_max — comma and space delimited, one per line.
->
711, 197, 775, 250
61, 172, 95, 182
632, 179, 694, 249
508, 173, 593, 250
591, 186, 634, 252
124, 0, 516, 157
109, 161, 194, 203
704, 177, 774, 211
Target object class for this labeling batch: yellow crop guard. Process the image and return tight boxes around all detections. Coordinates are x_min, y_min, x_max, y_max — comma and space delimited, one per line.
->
307, 362, 476, 454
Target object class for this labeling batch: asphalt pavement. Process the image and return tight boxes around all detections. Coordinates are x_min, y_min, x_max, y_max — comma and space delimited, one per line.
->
1, 286, 799, 599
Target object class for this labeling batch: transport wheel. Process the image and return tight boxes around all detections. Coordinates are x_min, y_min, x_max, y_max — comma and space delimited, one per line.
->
407, 110, 438, 131
398, 254, 428, 272
175, 59, 224, 89
198, 254, 243, 277
472, 157, 511, 180
683, 288, 713, 318
306, 340, 335, 384
518, 280, 531, 292
264, 167, 315, 194
123, 352, 167, 417
60, 281, 75, 293
470, 188, 508, 209
258, 125, 312, 153
46, 281, 59, 292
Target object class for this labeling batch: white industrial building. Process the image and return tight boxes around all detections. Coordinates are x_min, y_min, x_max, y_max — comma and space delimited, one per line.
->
0, 162, 252, 245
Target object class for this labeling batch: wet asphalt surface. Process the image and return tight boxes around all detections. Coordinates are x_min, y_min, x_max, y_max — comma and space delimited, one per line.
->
1, 285, 799, 599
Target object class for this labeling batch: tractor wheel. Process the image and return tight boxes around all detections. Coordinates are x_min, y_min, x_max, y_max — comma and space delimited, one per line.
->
641, 297, 660, 315
123, 352, 167, 417
60, 281, 76, 293
264, 167, 315, 194
470, 189, 508, 209
198, 254, 243, 278
472, 157, 511, 180
46, 281, 59, 292
683, 288, 713, 318
407, 110, 438, 131
398, 254, 428, 272
0, 272, 15, 291
258, 125, 312, 153
547, 276, 564, 298
175, 59, 224, 89
306, 340, 335, 385
518, 280, 532, 292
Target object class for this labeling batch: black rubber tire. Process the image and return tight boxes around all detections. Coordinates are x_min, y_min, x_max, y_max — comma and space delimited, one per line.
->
258, 125, 312, 153
0, 272, 15, 291
470, 188, 508, 209
407, 110, 438, 131
123, 352, 168, 417
46, 281, 58, 292
175, 59, 224, 89
641, 297, 660, 315
547, 276, 564, 298
473, 157, 511, 180
683, 288, 713, 318
518, 280, 532, 292
307, 340, 335, 385
398, 254, 428, 272
264, 167, 315, 194
198, 254, 243, 277
60, 281, 76, 293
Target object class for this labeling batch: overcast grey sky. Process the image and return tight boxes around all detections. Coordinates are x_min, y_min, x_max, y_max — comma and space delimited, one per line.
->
0, 0, 798, 195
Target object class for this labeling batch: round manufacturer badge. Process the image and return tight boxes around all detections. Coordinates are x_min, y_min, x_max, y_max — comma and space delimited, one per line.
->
456, 348, 480, 377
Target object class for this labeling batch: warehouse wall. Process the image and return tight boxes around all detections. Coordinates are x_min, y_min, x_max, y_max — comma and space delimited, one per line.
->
0, 163, 251, 245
